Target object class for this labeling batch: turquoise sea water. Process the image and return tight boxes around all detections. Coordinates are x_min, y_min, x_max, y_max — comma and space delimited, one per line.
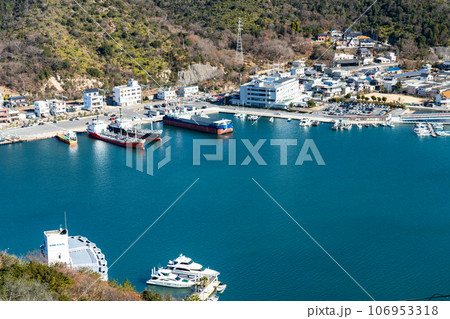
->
1, 114, 450, 301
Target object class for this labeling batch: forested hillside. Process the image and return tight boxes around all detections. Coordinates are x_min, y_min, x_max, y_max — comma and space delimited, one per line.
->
0, 0, 448, 97
158, 0, 449, 48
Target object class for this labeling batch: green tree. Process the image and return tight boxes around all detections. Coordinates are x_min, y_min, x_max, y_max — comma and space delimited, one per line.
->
307, 100, 315, 107
141, 289, 164, 301
394, 81, 402, 91
86, 67, 101, 77
185, 293, 201, 301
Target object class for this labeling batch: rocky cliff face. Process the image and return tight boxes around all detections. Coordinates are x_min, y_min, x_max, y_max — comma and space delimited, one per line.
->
178, 64, 224, 86
432, 47, 450, 61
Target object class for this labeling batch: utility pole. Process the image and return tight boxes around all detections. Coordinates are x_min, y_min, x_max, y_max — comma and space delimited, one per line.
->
235, 19, 244, 63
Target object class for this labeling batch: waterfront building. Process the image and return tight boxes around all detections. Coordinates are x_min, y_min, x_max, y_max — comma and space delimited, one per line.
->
239, 76, 300, 108
113, 79, 142, 106
8, 109, 20, 122
177, 85, 198, 98
0, 107, 8, 124
42, 228, 108, 281
34, 101, 51, 117
50, 100, 67, 116
157, 87, 177, 100
83, 88, 104, 111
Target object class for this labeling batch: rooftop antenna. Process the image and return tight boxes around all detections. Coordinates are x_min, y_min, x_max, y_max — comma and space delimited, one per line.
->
235, 19, 244, 64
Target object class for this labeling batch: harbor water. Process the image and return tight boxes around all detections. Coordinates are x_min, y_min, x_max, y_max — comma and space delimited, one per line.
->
1, 113, 450, 301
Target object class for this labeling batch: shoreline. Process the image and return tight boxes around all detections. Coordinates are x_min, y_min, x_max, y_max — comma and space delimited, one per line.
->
0, 103, 433, 145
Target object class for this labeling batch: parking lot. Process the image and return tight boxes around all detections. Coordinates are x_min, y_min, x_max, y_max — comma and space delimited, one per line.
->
316, 101, 392, 118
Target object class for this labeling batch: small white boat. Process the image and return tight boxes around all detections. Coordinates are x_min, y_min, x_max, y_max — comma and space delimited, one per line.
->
248, 115, 258, 121
332, 122, 339, 130
234, 113, 240, 118
356, 123, 362, 129
341, 122, 352, 130
216, 282, 227, 294
269, 117, 274, 123
287, 118, 292, 122
239, 113, 247, 119
299, 118, 312, 127
146, 267, 196, 288
380, 122, 387, 127
372, 123, 378, 128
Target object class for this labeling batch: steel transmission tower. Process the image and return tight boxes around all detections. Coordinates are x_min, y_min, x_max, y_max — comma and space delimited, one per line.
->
235, 19, 244, 63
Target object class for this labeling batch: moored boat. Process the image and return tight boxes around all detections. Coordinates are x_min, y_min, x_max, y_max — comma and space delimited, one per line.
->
87, 119, 145, 148
166, 254, 220, 279
108, 118, 162, 141
332, 121, 339, 130
146, 267, 195, 288
299, 118, 312, 127
57, 131, 77, 146
163, 113, 233, 135
216, 282, 227, 294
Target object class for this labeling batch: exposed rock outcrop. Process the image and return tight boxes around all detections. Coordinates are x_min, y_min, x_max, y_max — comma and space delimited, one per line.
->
178, 63, 224, 85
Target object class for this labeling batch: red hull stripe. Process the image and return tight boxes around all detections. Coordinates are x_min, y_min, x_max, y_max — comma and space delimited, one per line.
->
88, 132, 144, 148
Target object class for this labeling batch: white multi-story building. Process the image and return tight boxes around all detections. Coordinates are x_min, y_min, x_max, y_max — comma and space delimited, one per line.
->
334, 53, 355, 61
177, 85, 198, 98
292, 60, 306, 68
157, 87, 177, 100
83, 89, 104, 111
113, 79, 142, 106
34, 101, 51, 117
50, 100, 67, 116
240, 76, 300, 107
42, 228, 108, 281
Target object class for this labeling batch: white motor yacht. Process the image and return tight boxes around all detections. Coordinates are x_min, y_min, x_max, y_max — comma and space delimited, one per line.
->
167, 254, 220, 279
146, 267, 195, 288
269, 117, 274, 123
